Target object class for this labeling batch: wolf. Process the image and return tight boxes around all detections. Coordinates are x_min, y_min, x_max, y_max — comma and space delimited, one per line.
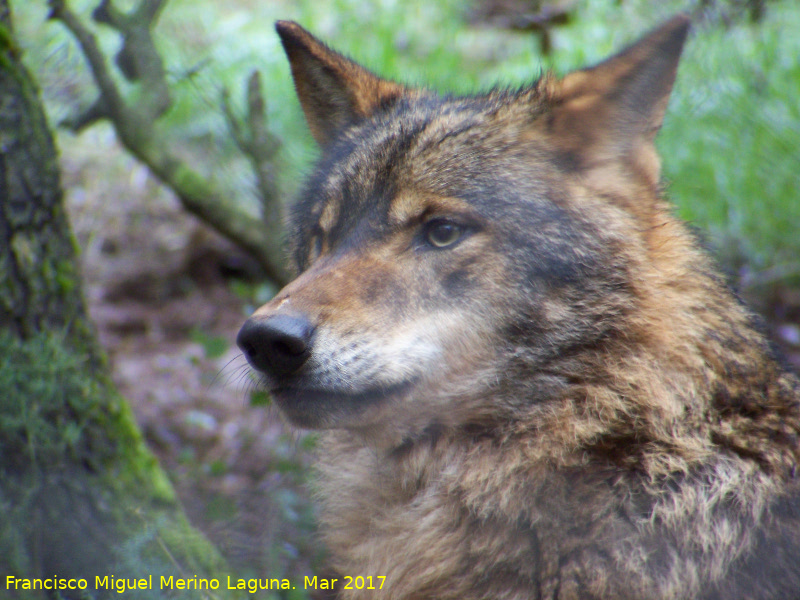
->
237, 15, 800, 599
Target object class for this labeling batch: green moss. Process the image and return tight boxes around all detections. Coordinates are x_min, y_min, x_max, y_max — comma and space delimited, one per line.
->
0, 331, 243, 597
10, 232, 36, 273
0, 23, 17, 57
0, 24, 12, 49
55, 258, 77, 295
0, 24, 15, 72
105, 394, 176, 504
0, 330, 106, 470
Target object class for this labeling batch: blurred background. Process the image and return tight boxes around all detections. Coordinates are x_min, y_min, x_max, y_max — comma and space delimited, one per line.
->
7, 0, 800, 596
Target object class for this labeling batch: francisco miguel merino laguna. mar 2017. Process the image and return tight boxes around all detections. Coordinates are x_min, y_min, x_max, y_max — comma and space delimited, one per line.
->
4, 574, 374, 594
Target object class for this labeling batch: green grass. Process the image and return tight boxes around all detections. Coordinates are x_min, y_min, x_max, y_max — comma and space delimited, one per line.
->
13, 0, 800, 279
661, 2, 800, 277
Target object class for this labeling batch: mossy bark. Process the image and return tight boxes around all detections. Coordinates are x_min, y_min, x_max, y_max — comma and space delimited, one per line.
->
0, 3, 240, 597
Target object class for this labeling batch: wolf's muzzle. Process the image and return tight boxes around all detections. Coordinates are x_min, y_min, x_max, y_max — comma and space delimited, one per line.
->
237, 313, 315, 378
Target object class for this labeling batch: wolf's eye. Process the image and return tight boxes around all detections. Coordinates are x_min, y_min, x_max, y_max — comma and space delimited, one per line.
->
425, 221, 463, 249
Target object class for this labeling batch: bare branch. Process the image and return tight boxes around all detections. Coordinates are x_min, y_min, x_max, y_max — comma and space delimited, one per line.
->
48, 0, 127, 122
91, 0, 169, 118
244, 72, 282, 221
222, 71, 285, 272
135, 0, 166, 24
48, 0, 290, 286
91, 0, 128, 29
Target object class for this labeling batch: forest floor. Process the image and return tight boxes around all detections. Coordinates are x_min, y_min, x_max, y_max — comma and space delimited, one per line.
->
61, 125, 800, 575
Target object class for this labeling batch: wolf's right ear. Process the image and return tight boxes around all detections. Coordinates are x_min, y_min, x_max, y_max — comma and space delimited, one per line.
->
275, 21, 407, 146
545, 15, 690, 186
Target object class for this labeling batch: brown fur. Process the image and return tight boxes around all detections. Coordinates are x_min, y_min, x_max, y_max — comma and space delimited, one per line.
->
238, 16, 800, 599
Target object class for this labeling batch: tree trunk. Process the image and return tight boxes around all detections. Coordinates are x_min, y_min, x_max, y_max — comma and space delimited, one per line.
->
0, 3, 239, 597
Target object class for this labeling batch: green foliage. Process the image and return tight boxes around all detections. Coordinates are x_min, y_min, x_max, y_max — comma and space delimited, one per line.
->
191, 327, 230, 360
230, 278, 280, 314
249, 389, 271, 407
661, 2, 800, 278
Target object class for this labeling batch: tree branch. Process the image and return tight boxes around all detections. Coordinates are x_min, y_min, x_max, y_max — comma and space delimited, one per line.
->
222, 71, 284, 264
48, 0, 127, 122
47, 0, 290, 286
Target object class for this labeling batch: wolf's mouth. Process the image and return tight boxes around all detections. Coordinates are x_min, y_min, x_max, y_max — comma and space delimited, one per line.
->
269, 380, 417, 428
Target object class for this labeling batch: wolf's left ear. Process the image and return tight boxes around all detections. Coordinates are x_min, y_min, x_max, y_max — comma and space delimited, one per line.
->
547, 15, 690, 181
275, 21, 407, 146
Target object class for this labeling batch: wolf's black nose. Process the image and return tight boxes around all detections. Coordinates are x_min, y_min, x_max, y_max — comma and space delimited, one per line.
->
237, 314, 315, 377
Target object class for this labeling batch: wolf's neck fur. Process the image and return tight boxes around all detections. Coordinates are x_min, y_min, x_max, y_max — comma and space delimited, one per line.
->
596, 205, 800, 477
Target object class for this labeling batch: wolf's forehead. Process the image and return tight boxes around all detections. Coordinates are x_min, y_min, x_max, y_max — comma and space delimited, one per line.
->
322, 100, 472, 194
294, 101, 470, 230
299, 94, 534, 228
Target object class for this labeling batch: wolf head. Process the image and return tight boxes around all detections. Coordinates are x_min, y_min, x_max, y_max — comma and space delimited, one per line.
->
238, 17, 691, 440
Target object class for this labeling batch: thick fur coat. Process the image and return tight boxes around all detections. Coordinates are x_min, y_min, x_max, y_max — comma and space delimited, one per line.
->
238, 16, 800, 599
